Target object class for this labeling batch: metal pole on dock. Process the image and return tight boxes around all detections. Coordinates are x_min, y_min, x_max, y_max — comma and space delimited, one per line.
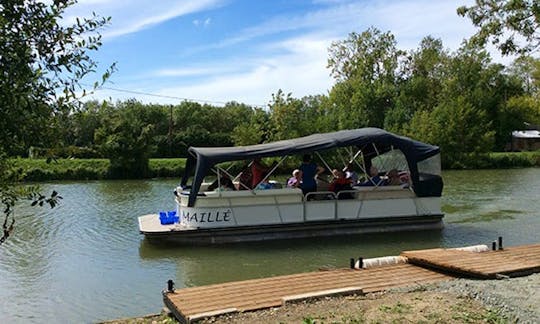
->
167, 279, 175, 293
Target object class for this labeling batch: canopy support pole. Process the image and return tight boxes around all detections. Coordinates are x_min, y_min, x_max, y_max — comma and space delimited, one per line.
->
315, 152, 332, 174
256, 156, 288, 189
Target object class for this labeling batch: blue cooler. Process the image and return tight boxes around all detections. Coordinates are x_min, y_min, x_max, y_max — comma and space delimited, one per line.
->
168, 210, 179, 223
159, 210, 178, 225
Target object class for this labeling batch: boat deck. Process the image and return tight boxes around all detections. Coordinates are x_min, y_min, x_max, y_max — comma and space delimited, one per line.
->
163, 243, 540, 323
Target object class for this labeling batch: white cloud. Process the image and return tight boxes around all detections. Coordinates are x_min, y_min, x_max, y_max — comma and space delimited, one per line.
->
153, 65, 239, 78
148, 36, 334, 106
193, 17, 212, 28
64, 0, 224, 39
87, 0, 505, 106
185, 0, 477, 59
87, 36, 333, 107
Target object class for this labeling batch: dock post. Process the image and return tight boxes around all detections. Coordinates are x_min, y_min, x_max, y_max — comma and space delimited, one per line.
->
358, 257, 363, 269
350, 258, 355, 269
167, 279, 175, 293
498, 236, 503, 250
492, 241, 497, 251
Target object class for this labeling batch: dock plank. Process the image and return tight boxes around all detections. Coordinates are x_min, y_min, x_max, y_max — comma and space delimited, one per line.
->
165, 263, 451, 322
164, 243, 540, 323
402, 243, 540, 278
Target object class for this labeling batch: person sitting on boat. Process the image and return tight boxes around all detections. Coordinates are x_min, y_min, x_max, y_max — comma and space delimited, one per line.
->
343, 163, 359, 185
385, 169, 410, 188
385, 169, 402, 186
299, 154, 324, 197
287, 169, 302, 188
238, 163, 253, 190
329, 169, 354, 199
251, 157, 277, 189
256, 179, 273, 190
208, 175, 236, 191
358, 166, 384, 186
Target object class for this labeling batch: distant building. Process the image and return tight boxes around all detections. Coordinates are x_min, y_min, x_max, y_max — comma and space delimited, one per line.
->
511, 130, 540, 151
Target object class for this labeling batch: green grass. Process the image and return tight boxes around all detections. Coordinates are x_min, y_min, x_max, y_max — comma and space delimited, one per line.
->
378, 302, 412, 314
149, 158, 186, 178
8, 150, 539, 182
10, 158, 186, 181
11, 158, 110, 181
461, 151, 540, 169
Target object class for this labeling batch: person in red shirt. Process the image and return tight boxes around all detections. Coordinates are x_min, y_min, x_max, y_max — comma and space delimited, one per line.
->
251, 157, 270, 189
329, 169, 353, 199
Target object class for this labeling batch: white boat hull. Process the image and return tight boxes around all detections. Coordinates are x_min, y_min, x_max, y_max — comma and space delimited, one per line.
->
139, 187, 444, 244
139, 214, 443, 244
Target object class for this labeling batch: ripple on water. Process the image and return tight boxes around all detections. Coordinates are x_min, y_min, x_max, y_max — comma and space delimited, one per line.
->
451, 209, 524, 223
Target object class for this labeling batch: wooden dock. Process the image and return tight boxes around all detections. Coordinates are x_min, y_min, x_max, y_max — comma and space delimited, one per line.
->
163, 243, 540, 323
402, 243, 540, 279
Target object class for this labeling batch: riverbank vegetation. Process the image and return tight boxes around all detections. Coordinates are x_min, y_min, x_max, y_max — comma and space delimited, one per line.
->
9, 151, 540, 182
9, 30, 540, 175
1, 0, 114, 245
7, 158, 186, 181
2, 3, 540, 180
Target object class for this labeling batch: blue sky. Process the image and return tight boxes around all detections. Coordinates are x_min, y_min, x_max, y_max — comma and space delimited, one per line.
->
66, 0, 485, 107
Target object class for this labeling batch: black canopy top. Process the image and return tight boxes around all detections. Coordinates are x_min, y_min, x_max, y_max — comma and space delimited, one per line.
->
181, 128, 440, 206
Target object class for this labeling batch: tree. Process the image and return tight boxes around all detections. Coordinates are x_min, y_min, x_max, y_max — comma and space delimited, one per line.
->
386, 37, 449, 133
508, 55, 540, 94
433, 97, 495, 167
458, 0, 540, 55
268, 90, 304, 140
327, 28, 404, 129
1, 0, 115, 155
95, 101, 156, 178
1, 0, 113, 245
231, 122, 264, 146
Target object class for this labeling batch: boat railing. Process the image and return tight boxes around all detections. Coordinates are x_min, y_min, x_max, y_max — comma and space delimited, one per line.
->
178, 185, 414, 208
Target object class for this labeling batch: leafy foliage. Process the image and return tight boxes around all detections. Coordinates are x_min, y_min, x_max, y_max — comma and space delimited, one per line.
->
328, 27, 404, 129
94, 101, 156, 178
0, 0, 112, 245
0, 156, 62, 245
458, 0, 540, 55
0, 0, 115, 156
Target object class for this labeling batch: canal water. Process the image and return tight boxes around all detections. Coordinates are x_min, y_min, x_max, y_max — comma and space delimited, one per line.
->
0, 168, 539, 323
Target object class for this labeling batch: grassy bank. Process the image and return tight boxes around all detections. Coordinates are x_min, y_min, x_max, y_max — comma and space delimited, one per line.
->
9, 151, 540, 182
10, 158, 186, 182
447, 151, 540, 169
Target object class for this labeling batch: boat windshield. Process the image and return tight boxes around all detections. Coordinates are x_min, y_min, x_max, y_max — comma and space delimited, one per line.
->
417, 153, 441, 177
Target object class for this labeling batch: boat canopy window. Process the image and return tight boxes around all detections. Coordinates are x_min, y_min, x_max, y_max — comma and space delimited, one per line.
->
417, 153, 441, 176
371, 149, 410, 174
181, 128, 441, 207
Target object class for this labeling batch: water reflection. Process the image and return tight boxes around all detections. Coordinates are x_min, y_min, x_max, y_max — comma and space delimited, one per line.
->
139, 230, 445, 287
